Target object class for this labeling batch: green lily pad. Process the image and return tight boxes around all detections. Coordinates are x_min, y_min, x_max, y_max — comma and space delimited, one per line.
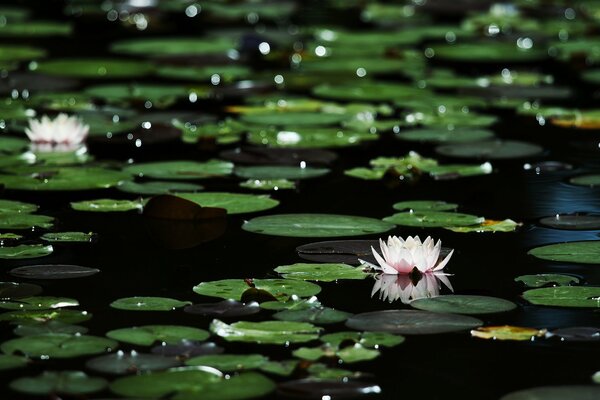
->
260, 297, 321, 311
259, 360, 298, 377
320, 331, 405, 348
0, 282, 42, 299
500, 385, 600, 400
0, 21, 72, 37
392, 200, 458, 212
0, 233, 22, 240
0, 45, 46, 62
0, 136, 29, 154
435, 140, 543, 159
383, 211, 484, 228
110, 368, 275, 400
10, 371, 107, 395
570, 174, 600, 187
0, 309, 91, 325
110, 297, 191, 311
243, 214, 394, 237
14, 321, 88, 336
110, 37, 236, 57
0, 166, 130, 191
70, 199, 144, 212
274, 263, 369, 281
523, 286, 600, 308
123, 160, 233, 180
158, 65, 251, 83
247, 127, 377, 148
445, 219, 520, 233
313, 81, 426, 102
528, 241, 600, 264
410, 295, 517, 315
0, 213, 54, 229
31, 58, 154, 78
240, 112, 348, 127
515, 274, 580, 288
274, 307, 352, 324
107, 325, 209, 346
0, 296, 78, 311
0, 354, 28, 370
432, 42, 547, 63
234, 166, 330, 180
41, 232, 95, 242
0, 244, 53, 259
1, 333, 117, 358
210, 319, 321, 344
0, 200, 39, 217
186, 354, 268, 371
193, 279, 321, 301
240, 179, 296, 191
117, 180, 203, 195
85, 84, 191, 108
177, 192, 279, 214
86, 351, 181, 375
293, 343, 379, 363
396, 128, 495, 143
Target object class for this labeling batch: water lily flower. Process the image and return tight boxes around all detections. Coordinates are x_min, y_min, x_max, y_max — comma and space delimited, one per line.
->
371, 273, 453, 304
25, 113, 89, 152
360, 235, 453, 275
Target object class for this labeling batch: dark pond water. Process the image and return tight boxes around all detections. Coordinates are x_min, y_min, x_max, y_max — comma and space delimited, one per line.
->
2, 0, 600, 399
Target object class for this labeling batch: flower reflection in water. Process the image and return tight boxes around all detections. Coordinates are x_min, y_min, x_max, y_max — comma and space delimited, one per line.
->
371, 272, 454, 304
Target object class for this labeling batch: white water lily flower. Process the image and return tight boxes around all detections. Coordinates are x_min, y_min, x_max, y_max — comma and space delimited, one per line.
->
360, 235, 454, 274
371, 273, 453, 304
25, 113, 89, 152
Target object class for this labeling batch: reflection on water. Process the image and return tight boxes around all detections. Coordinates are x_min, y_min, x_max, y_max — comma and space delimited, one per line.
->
371, 272, 453, 304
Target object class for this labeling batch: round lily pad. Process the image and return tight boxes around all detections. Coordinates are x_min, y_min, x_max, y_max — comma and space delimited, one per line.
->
0, 21, 71, 37
243, 214, 394, 237
9, 264, 100, 279
0, 214, 54, 230
240, 112, 348, 127
1, 333, 117, 358
41, 232, 95, 242
177, 192, 279, 214
32, 58, 154, 78
151, 341, 224, 358
210, 319, 322, 344
0, 296, 78, 311
274, 307, 352, 324
0, 282, 42, 299
0, 309, 91, 325
396, 128, 495, 143
106, 325, 209, 346
515, 274, 580, 288
0, 354, 28, 370
312, 81, 425, 102
435, 140, 543, 159
0, 136, 29, 154
0, 244, 53, 259
157, 65, 251, 82
522, 286, 600, 308
193, 279, 321, 301
383, 211, 484, 228
234, 166, 330, 180
346, 310, 483, 335
0, 166, 130, 191
110, 37, 236, 57
117, 180, 203, 195
0, 45, 46, 62
528, 241, 600, 264
392, 200, 458, 212
219, 147, 337, 166
500, 385, 600, 400
296, 240, 379, 264
539, 214, 600, 230
70, 199, 144, 212
548, 327, 600, 342
274, 263, 369, 281
277, 379, 382, 399
432, 42, 547, 63
410, 295, 517, 315
570, 174, 600, 187
14, 321, 88, 336
110, 297, 191, 311
123, 160, 233, 180
184, 300, 260, 318
10, 371, 107, 395
186, 354, 268, 371
248, 127, 377, 148
86, 351, 181, 375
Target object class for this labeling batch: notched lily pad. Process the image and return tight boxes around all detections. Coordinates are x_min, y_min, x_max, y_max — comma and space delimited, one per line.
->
144, 194, 226, 220
184, 300, 261, 318
410, 295, 516, 315
471, 325, 547, 341
107, 325, 210, 346
210, 319, 322, 344
193, 279, 321, 302
0, 244, 53, 259
9, 264, 100, 280
515, 274, 580, 288
296, 240, 379, 264
522, 286, 600, 308
275, 263, 369, 282
1, 333, 117, 358
10, 371, 107, 395
86, 351, 181, 375
70, 199, 144, 212
528, 241, 600, 264
110, 297, 191, 311
40, 232, 95, 242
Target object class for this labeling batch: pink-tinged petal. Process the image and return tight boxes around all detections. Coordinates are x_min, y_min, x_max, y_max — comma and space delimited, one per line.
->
371, 246, 397, 274
379, 238, 391, 264
426, 240, 442, 270
433, 249, 454, 271
412, 246, 430, 272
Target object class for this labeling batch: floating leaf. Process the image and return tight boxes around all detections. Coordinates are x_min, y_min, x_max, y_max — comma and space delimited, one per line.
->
549, 327, 600, 342
528, 241, 600, 264
0, 244, 53, 259
1, 333, 117, 358
0, 199, 38, 214
570, 174, 600, 187
432, 42, 547, 62
14, 321, 88, 336
396, 128, 495, 143
500, 386, 600, 400
411, 295, 516, 315
118, 180, 203, 195
445, 219, 520, 233
177, 192, 279, 214
247, 127, 377, 148
0, 166, 129, 191
41, 231, 95, 242
243, 214, 394, 237
86, 351, 181, 375
0, 282, 42, 299
10, 371, 107, 395
193, 279, 321, 301
0, 309, 91, 325
234, 166, 330, 180
393, 200, 458, 212
523, 287, 600, 308
275, 263, 369, 282
0, 354, 28, 370
186, 354, 268, 371
110, 37, 236, 57
472, 325, 547, 341
274, 307, 352, 324
123, 160, 233, 180
0, 214, 54, 229
32, 58, 154, 78
211, 320, 321, 344
435, 140, 543, 159
70, 199, 144, 212
515, 274, 580, 288
106, 325, 209, 346
9, 264, 100, 279
278, 379, 382, 398
383, 211, 484, 228
320, 331, 405, 348
0, 296, 78, 311
184, 300, 260, 318
240, 179, 296, 191
539, 215, 600, 230
110, 297, 191, 311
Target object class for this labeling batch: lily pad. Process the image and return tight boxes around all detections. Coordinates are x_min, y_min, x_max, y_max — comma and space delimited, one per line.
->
383, 211, 484, 228
86, 351, 181, 375
471, 325, 547, 341
177, 192, 279, 214
247, 127, 377, 148
240, 179, 296, 191
14, 321, 88, 336
435, 140, 543, 159
296, 240, 379, 264
528, 241, 600, 264
186, 354, 268, 371
210, 319, 321, 344
539, 215, 600, 230
0, 309, 91, 325
570, 174, 600, 187
0, 213, 54, 229
10, 371, 107, 395
151, 341, 224, 358
515, 274, 580, 288
410, 295, 517, 315
0, 244, 53, 259
500, 385, 600, 400
107, 325, 209, 346
445, 219, 520, 233
240, 112, 348, 127
1, 333, 117, 358
277, 379, 382, 399
118, 180, 203, 195
522, 286, 600, 308
548, 327, 600, 342
0, 21, 72, 37
392, 200, 458, 212
346, 310, 482, 335
70, 198, 144, 212
41, 231, 95, 242
320, 331, 405, 348
184, 300, 260, 318
243, 214, 394, 237
396, 128, 495, 143
194, 279, 321, 301
0, 199, 38, 214
9, 264, 100, 279
0, 296, 78, 311
32, 58, 154, 78
0, 166, 130, 191
234, 166, 330, 180
0, 354, 28, 370
0, 282, 42, 299
312, 81, 425, 102
274, 307, 352, 324
274, 263, 369, 281
123, 160, 233, 180
110, 297, 191, 311
432, 42, 547, 63
110, 37, 236, 57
